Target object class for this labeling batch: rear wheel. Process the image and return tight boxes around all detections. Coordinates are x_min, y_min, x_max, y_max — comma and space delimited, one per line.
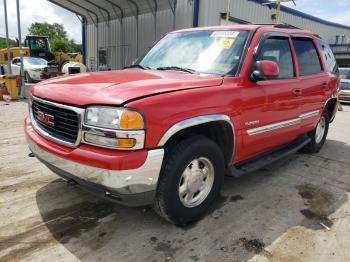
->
302, 110, 329, 153
153, 136, 225, 225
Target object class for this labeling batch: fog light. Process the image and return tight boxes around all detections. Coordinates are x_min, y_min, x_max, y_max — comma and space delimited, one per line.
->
84, 133, 137, 149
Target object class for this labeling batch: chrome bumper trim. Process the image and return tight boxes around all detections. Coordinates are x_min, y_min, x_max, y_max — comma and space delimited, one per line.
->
26, 136, 164, 195
81, 125, 145, 150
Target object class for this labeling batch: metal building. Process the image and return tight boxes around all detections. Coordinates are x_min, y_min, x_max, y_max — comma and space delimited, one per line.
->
48, 0, 350, 70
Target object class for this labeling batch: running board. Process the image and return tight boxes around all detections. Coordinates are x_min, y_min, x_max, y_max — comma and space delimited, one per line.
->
228, 135, 311, 178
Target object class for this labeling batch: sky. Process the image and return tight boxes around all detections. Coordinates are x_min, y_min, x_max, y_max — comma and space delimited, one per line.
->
0, 0, 82, 43
0, 0, 350, 45
282, 0, 350, 26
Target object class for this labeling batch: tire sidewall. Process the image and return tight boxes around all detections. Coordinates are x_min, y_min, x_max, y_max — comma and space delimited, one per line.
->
309, 110, 329, 152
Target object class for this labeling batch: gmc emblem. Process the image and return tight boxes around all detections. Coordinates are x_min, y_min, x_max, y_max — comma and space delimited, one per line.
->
37, 110, 55, 126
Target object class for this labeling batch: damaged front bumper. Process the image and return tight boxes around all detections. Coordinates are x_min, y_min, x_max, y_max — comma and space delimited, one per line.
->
26, 123, 164, 207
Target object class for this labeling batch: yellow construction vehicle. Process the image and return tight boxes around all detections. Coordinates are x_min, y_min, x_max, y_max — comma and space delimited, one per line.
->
1, 35, 82, 66
0, 35, 85, 76
0, 46, 30, 65
23, 35, 83, 66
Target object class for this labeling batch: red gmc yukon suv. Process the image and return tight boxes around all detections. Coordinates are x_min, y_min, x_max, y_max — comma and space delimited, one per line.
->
25, 25, 339, 225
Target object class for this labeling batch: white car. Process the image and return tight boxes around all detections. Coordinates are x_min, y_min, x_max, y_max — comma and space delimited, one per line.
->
11, 57, 53, 83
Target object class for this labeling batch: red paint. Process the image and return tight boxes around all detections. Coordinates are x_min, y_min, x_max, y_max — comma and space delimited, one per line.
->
27, 25, 339, 167
33, 70, 223, 106
260, 60, 280, 77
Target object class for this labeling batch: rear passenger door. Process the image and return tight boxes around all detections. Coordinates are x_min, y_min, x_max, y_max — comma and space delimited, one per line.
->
291, 36, 329, 133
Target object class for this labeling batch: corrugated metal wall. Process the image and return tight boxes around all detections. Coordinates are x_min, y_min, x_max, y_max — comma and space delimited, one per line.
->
86, 0, 193, 71
86, 0, 350, 71
198, 0, 350, 44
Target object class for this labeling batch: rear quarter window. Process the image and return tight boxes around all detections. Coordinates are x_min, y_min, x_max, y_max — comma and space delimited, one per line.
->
292, 38, 323, 76
316, 38, 338, 74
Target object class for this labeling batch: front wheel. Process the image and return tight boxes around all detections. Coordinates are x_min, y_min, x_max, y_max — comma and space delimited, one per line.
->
24, 71, 33, 83
153, 136, 225, 225
302, 110, 329, 153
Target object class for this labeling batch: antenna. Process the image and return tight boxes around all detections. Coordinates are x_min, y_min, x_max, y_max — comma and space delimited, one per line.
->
262, 0, 297, 24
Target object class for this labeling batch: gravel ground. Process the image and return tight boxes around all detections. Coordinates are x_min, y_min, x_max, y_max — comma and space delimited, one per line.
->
1, 100, 350, 262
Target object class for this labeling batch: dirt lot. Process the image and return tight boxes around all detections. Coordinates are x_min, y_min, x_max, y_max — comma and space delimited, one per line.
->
1, 101, 350, 262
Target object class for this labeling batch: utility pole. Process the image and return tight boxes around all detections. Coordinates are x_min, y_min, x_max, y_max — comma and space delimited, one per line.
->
275, 0, 281, 24
3, 0, 12, 74
16, 0, 25, 97
262, 0, 296, 24
226, 0, 231, 22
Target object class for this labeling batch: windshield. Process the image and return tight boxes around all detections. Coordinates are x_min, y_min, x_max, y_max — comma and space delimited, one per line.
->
339, 68, 350, 80
28, 38, 49, 51
23, 57, 47, 65
139, 30, 250, 75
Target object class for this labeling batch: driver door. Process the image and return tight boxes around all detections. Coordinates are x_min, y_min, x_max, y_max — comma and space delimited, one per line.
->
240, 33, 302, 160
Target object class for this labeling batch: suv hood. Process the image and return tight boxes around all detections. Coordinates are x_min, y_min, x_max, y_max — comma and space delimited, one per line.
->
33, 69, 223, 106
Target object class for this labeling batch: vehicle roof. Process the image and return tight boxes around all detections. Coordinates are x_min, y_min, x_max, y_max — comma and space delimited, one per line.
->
26, 35, 49, 38
172, 24, 314, 36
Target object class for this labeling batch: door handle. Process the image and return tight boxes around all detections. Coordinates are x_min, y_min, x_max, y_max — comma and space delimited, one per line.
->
322, 82, 328, 89
293, 89, 302, 97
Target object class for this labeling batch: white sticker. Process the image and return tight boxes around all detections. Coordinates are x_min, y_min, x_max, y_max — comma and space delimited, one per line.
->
210, 31, 239, 38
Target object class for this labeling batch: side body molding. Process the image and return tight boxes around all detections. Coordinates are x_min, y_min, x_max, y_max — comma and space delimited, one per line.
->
157, 114, 236, 160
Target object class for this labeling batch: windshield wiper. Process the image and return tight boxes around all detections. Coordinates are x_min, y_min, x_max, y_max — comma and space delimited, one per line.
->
156, 66, 196, 74
124, 64, 150, 70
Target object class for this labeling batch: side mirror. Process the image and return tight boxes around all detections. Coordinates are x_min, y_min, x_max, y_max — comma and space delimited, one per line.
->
251, 60, 280, 81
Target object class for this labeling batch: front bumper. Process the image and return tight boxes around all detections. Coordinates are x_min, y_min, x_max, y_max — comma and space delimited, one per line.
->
26, 126, 164, 207
339, 90, 350, 103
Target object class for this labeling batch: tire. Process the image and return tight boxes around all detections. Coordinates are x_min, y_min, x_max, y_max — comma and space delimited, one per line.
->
302, 109, 329, 153
153, 136, 225, 225
24, 71, 33, 83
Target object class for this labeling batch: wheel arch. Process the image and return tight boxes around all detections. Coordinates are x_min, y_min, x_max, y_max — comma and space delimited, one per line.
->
324, 97, 338, 123
157, 114, 236, 165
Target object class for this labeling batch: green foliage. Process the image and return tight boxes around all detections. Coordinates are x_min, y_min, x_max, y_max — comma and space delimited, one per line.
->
28, 22, 67, 41
27, 22, 82, 53
0, 37, 17, 49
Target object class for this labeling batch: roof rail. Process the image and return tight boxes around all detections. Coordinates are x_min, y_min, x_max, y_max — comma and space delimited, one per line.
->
254, 23, 301, 30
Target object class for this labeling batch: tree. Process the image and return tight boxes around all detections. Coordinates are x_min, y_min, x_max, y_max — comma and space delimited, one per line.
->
27, 22, 82, 53
28, 22, 67, 41
0, 37, 17, 49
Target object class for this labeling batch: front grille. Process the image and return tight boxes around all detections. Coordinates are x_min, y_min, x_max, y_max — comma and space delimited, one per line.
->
32, 99, 80, 144
340, 81, 350, 90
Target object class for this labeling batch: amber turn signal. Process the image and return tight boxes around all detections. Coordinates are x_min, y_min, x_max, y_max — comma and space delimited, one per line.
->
116, 138, 136, 148
119, 110, 144, 129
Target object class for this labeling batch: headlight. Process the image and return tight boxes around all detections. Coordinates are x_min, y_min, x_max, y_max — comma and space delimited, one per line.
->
83, 106, 145, 150
85, 106, 144, 130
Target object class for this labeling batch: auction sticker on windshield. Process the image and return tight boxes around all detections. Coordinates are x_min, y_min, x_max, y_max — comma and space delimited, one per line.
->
210, 31, 239, 38
218, 38, 235, 49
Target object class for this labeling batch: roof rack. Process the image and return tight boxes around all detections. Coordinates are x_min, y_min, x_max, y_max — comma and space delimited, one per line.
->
314, 34, 323, 39
254, 23, 301, 29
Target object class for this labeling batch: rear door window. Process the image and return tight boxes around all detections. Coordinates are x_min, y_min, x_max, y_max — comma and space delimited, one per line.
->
256, 37, 294, 79
292, 38, 323, 76
316, 38, 338, 74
